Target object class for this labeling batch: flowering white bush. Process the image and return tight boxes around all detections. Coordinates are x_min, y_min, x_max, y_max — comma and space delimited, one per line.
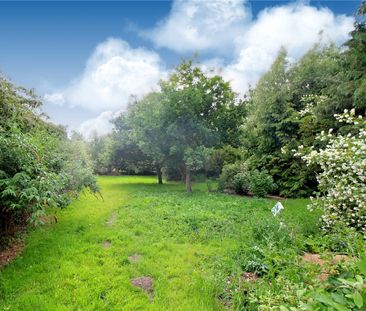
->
297, 109, 366, 232
299, 94, 328, 117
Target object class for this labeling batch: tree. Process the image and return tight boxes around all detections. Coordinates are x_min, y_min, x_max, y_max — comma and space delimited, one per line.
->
88, 133, 114, 175
126, 92, 170, 184
111, 113, 154, 175
326, 2, 366, 114
239, 46, 345, 197
160, 60, 240, 192
289, 44, 341, 118
240, 49, 309, 196
243, 48, 295, 156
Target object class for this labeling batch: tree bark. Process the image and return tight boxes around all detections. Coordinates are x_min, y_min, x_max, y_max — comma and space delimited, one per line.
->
180, 165, 186, 182
185, 166, 192, 193
157, 165, 163, 185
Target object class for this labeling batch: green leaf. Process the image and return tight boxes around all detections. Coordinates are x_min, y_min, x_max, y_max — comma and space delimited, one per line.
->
315, 294, 350, 311
352, 291, 363, 308
355, 275, 364, 285
357, 260, 366, 276
331, 292, 347, 305
2, 187, 16, 197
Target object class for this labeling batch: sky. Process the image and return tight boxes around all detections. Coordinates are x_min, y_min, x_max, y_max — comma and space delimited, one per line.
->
0, 0, 362, 138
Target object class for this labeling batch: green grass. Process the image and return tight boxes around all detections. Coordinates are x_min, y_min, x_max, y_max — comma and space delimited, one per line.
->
0, 176, 321, 310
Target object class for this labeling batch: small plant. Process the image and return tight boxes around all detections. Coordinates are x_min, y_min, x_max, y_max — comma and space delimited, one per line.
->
301, 258, 366, 310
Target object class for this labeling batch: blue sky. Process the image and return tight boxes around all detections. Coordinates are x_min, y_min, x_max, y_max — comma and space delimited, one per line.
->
0, 1, 362, 137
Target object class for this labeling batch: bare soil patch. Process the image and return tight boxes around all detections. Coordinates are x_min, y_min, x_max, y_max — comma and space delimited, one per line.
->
219, 272, 259, 308
102, 240, 112, 249
131, 276, 154, 299
301, 253, 349, 266
301, 253, 350, 281
128, 253, 142, 263
0, 242, 24, 268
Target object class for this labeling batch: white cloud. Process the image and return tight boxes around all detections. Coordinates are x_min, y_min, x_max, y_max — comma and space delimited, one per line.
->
144, 0, 250, 53
146, 0, 354, 95
222, 46, 274, 93
45, 38, 166, 112
77, 110, 117, 139
223, 3, 354, 94
43, 92, 65, 105
242, 4, 353, 58
44, 1, 355, 137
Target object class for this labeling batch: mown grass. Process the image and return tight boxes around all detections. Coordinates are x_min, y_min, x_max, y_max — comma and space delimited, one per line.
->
0, 176, 322, 310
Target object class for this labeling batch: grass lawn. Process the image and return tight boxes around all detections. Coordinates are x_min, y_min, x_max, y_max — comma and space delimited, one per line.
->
0, 176, 320, 310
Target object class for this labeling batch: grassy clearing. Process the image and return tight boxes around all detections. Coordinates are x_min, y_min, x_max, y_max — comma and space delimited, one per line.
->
0, 176, 321, 310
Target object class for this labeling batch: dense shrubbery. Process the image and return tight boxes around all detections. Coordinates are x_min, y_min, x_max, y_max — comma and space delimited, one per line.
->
303, 261, 366, 310
0, 76, 98, 243
219, 162, 275, 198
245, 257, 366, 310
249, 170, 275, 198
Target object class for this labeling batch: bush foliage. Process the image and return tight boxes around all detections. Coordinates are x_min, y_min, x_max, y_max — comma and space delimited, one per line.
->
0, 75, 98, 241
219, 162, 275, 198
298, 109, 366, 233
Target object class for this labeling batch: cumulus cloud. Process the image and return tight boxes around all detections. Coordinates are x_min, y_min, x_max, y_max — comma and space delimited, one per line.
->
45, 1, 355, 137
45, 38, 166, 113
77, 110, 117, 139
223, 3, 354, 93
146, 0, 354, 94
239, 3, 353, 59
144, 0, 250, 54
222, 46, 275, 93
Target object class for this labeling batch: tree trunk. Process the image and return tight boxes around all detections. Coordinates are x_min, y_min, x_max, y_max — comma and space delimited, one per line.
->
157, 165, 163, 185
180, 164, 186, 182
185, 166, 192, 193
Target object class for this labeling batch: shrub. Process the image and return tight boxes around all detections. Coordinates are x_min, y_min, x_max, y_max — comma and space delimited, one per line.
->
0, 76, 98, 240
218, 162, 242, 192
298, 109, 366, 233
219, 162, 275, 197
249, 170, 275, 198
232, 171, 251, 194
204, 146, 243, 178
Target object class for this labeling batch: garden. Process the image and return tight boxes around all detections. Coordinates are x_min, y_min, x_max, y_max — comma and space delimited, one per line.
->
1, 2, 366, 310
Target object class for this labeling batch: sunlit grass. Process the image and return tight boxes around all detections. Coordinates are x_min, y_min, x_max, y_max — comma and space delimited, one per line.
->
0, 176, 314, 310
